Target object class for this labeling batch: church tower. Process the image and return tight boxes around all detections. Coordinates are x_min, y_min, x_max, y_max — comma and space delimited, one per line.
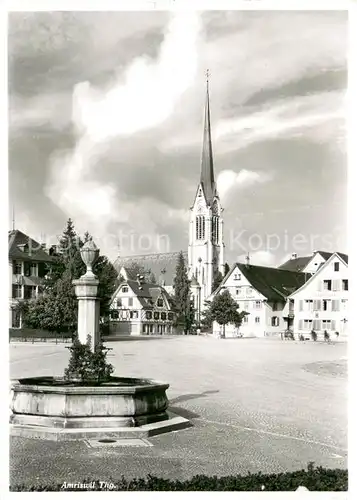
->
188, 73, 225, 310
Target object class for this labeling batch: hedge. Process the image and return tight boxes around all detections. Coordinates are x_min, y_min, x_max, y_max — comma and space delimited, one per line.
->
9, 328, 72, 341
10, 464, 348, 491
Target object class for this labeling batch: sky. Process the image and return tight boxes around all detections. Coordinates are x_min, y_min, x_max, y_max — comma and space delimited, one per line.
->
8, 10, 347, 267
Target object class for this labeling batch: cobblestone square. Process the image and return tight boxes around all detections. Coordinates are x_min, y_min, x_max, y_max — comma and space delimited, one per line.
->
10, 336, 347, 488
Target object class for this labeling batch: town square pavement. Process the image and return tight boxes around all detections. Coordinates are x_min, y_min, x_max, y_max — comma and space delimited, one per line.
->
9, 336, 347, 488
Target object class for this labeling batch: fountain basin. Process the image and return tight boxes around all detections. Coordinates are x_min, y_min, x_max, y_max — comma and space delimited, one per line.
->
10, 376, 170, 428
9, 376, 193, 440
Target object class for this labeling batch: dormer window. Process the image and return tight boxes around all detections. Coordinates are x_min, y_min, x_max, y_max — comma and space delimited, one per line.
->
233, 273, 241, 281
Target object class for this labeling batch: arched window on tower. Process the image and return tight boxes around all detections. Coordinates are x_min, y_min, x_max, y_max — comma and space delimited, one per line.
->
211, 201, 219, 244
196, 215, 205, 240
211, 216, 219, 244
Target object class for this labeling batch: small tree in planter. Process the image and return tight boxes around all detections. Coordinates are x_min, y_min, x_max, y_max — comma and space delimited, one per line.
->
64, 335, 114, 384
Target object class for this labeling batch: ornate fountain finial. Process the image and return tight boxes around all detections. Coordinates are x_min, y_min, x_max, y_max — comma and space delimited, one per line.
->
80, 237, 99, 277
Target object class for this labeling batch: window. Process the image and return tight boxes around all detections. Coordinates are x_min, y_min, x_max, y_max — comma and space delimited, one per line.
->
168, 312, 173, 321
312, 319, 321, 331
128, 297, 133, 306
196, 215, 205, 240
234, 273, 241, 281
130, 310, 138, 319
110, 310, 119, 319
30, 263, 37, 277
323, 300, 329, 311
255, 301, 261, 309
122, 286, 129, 293
322, 320, 332, 330
243, 315, 249, 323
12, 285, 22, 299
154, 311, 160, 320
255, 317, 260, 324
24, 286, 36, 299
334, 262, 340, 272
331, 300, 340, 312
24, 262, 31, 277
246, 287, 253, 296
146, 311, 152, 320
272, 302, 278, 311
341, 299, 348, 310
271, 316, 279, 327
323, 280, 332, 291
13, 261, 22, 275
313, 300, 321, 311
303, 319, 313, 330
149, 324, 154, 333
157, 298, 164, 307
116, 298, 122, 308
244, 301, 249, 310
342, 279, 348, 291
236, 289, 241, 295
161, 312, 167, 320
211, 216, 219, 244
305, 299, 313, 312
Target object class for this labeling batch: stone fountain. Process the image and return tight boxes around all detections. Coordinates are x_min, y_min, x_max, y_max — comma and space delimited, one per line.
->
10, 239, 190, 441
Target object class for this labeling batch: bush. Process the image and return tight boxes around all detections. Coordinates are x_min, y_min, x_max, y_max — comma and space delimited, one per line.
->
64, 335, 114, 383
10, 464, 347, 491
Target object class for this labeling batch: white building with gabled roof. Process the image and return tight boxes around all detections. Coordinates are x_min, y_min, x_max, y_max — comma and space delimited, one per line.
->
288, 252, 349, 339
207, 261, 309, 338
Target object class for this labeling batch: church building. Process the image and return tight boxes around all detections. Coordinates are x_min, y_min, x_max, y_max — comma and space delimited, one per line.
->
113, 78, 225, 316
188, 77, 225, 318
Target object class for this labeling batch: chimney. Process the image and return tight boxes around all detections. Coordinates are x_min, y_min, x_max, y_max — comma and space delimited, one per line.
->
245, 253, 250, 267
137, 274, 145, 285
291, 253, 298, 260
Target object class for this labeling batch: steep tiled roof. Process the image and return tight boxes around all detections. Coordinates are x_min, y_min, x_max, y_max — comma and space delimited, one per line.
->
278, 256, 312, 272
279, 251, 348, 271
235, 263, 310, 302
113, 251, 188, 286
9, 230, 54, 263
115, 279, 173, 309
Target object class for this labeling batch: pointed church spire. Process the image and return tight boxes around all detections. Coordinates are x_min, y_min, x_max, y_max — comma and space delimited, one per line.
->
200, 70, 216, 205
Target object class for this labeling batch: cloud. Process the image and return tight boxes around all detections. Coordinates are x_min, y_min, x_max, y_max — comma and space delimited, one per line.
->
45, 11, 202, 248
217, 169, 271, 200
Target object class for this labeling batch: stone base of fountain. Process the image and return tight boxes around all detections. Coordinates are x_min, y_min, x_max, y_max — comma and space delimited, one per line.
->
10, 377, 191, 441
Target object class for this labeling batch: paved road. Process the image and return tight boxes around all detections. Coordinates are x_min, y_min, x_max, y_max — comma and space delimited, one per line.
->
9, 336, 347, 488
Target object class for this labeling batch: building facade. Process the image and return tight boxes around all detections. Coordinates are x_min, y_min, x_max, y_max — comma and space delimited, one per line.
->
9, 230, 54, 328
108, 274, 176, 336
289, 252, 349, 338
208, 262, 309, 338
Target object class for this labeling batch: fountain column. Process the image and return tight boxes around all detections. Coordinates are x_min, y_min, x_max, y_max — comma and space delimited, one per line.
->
73, 239, 100, 351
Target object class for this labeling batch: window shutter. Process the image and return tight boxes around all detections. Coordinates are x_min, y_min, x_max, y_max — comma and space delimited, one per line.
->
299, 300, 303, 312
298, 320, 303, 330
331, 320, 336, 330
316, 300, 321, 311
317, 280, 322, 292
332, 300, 339, 312
316, 320, 321, 331
332, 280, 338, 292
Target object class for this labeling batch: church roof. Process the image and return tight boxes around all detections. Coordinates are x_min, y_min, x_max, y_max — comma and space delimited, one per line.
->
113, 251, 188, 287
200, 78, 217, 206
